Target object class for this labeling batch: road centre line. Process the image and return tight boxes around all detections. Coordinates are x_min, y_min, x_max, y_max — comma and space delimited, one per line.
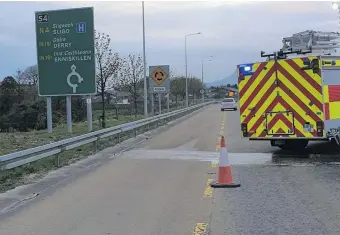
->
203, 179, 214, 197
193, 223, 208, 235
194, 110, 224, 234
216, 112, 226, 152
211, 162, 218, 168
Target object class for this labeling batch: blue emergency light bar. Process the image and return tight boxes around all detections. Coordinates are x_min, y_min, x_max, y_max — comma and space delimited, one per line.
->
238, 64, 254, 76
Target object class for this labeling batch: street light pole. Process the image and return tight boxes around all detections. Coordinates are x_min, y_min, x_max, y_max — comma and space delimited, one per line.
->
142, 1, 148, 118
201, 56, 213, 103
201, 60, 204, 103
332, 1, 340, 28
185, 36, 188, 107
185, 32, 201, 107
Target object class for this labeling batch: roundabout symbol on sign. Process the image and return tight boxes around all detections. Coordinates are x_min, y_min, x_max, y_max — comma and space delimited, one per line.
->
67, 64, 84, 93
151, 67, 168, 85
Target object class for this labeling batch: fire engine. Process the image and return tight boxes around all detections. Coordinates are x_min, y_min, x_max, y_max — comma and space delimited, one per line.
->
237, 30, 340, 150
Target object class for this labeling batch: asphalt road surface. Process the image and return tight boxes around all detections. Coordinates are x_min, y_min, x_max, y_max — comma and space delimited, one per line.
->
1, 104, 340, 235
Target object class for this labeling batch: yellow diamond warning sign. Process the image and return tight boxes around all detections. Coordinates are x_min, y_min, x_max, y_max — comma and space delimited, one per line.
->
151, 67, 168, 85
149, 65, 170, 94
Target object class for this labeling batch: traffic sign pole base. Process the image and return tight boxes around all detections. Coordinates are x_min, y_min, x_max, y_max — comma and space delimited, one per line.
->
210, 181, 241, 188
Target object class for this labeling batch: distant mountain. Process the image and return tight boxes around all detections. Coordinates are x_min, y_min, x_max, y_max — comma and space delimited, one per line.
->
206, 70, 237, 87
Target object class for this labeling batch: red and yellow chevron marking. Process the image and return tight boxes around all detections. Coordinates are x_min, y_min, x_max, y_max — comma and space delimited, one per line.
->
238, 57, 323, 138
324, 85, 340, 120
266, 111, 294, 135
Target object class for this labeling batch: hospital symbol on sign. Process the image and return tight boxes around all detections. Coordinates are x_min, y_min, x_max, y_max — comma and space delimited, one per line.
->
76, 22, 86, 33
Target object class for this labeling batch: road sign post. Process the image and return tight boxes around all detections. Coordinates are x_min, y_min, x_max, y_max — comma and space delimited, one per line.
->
46, 97, 52, 133
66, 96, 72, 133
149, 65, 170, 116
86, 96, 93, 132
149, 65, 170, 95
166, 93, 170, 113
35, 7, 96, 133
151, 94, 155, 116
158, 93, 162, 115
200, 89, 205, 103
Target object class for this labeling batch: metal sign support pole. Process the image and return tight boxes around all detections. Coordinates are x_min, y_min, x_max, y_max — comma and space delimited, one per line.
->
46, 96, 52, 133
66, 96, 72, 133
87, 96, 93, 132
151, 93, 155, 116
167, 94, 170, 112
159, 93, 162, 115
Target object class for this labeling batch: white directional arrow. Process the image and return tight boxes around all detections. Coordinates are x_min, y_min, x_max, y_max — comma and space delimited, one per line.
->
67, 64, 84, 93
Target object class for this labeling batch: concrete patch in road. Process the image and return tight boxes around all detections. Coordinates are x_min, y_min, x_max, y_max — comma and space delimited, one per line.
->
171, 138, 200, 151
121, 149, 272, 165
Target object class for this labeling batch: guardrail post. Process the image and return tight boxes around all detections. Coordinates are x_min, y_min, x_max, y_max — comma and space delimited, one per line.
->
118, 132, 121, 143
93, 138, 98, 153
135, 127, 137, 137
55, 154, 60, 168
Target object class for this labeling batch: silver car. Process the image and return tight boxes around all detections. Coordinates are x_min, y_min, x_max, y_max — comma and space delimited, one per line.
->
220, 98, 237, 111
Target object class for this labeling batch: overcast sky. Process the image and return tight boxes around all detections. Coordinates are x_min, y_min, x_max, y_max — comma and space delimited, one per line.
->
0, 1, 339, 83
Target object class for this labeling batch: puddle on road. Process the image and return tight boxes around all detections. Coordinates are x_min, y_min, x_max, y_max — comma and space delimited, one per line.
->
122, 141, 340, 166
122, 149, 340, 166
269, 141, 340, 166
213, 152, 340, 167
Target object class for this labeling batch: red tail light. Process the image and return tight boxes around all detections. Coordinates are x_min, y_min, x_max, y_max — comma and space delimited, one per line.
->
241, 123, 248, 137
316, 121, 324, 137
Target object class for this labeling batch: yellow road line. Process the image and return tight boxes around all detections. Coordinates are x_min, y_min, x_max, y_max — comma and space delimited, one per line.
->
203, 179, 214, 197
211, 162, 218, 168
193, 223, 208, 235
216, 144, 220, 152
216, 112, 226, 151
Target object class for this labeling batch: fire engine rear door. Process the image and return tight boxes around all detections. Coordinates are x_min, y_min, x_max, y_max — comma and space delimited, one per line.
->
274, 56, 323, 138
265, 111, 295, 135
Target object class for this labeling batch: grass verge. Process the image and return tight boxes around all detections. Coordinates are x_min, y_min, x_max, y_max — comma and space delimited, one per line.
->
0, 115, 141, 156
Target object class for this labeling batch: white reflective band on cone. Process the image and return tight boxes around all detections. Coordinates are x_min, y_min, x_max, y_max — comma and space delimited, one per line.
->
219, 147, 230, 167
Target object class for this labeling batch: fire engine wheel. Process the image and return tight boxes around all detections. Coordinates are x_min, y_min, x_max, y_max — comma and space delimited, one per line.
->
278, 140, 309, 150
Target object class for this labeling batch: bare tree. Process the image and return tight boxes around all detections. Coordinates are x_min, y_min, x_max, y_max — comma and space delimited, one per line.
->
17, 65, 39, 101
169, 68, 177, 79
170, 76, 186, 105
188, 76, 203, 103
13, 69, 26, 104
119, 54, 143, 117
170, 76, 202, 105
95, 30, 122, 128
19, 65, 38, 85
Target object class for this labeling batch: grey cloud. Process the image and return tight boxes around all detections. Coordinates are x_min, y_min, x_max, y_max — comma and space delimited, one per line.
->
0, 1, 339, 82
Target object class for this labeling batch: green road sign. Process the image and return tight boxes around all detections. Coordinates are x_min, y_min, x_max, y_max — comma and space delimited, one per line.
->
35, 7, 96, 96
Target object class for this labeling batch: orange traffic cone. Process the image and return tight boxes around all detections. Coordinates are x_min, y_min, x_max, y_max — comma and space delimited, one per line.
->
210, 136, 241, 188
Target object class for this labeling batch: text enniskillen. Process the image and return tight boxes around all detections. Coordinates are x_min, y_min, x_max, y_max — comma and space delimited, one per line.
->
54, 55, 92, 63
